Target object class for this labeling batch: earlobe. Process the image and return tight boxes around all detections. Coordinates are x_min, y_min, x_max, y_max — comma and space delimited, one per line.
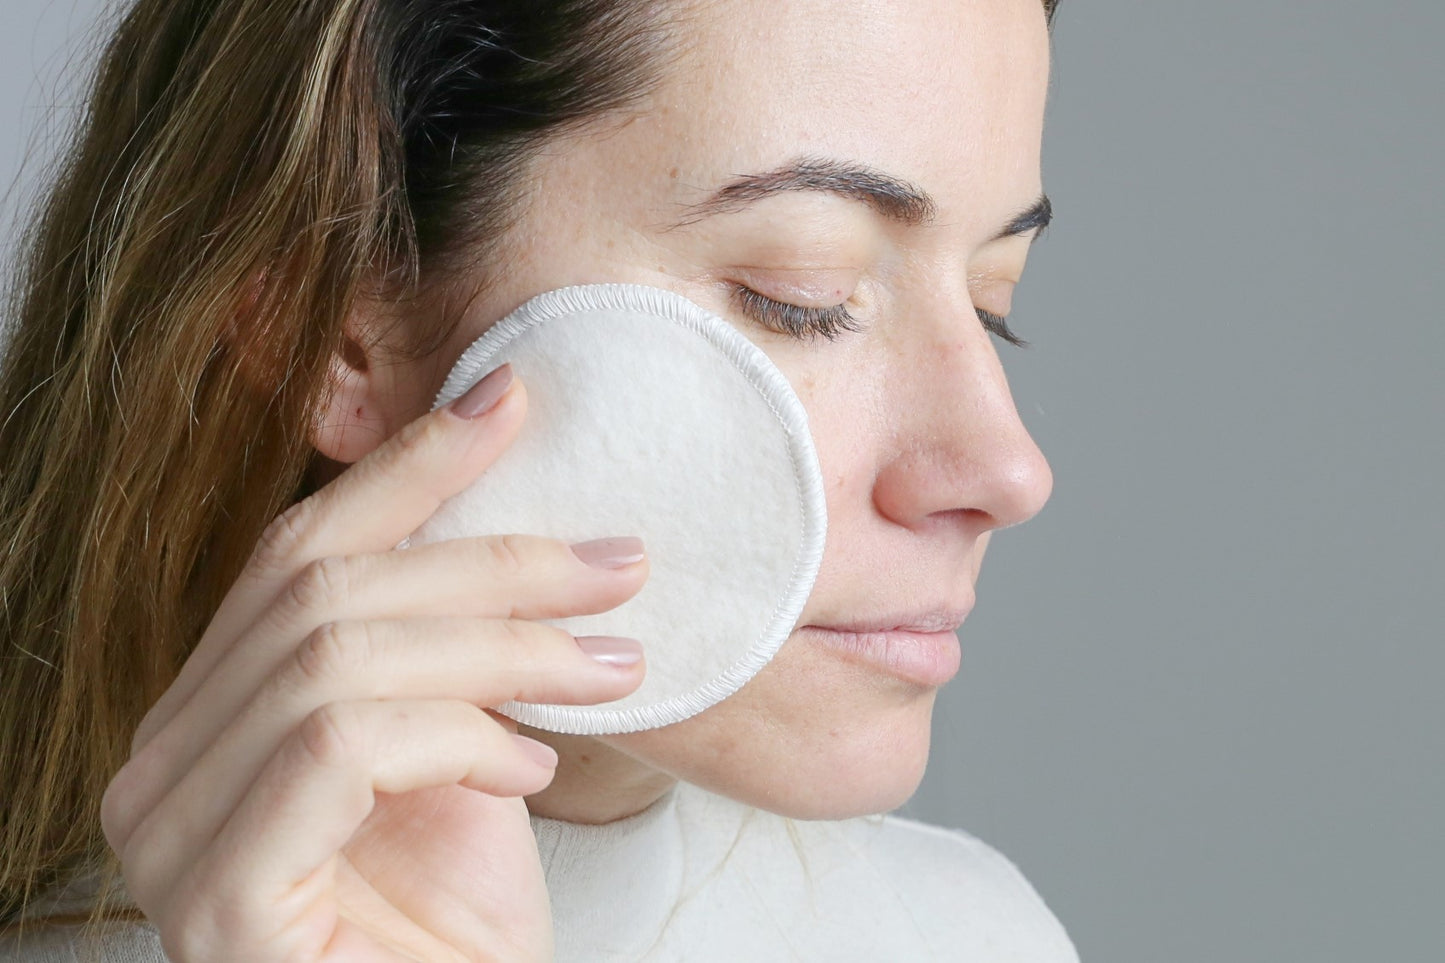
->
221, 271, 397, 467
224, 271, 429, 468
309, 332, 393, 465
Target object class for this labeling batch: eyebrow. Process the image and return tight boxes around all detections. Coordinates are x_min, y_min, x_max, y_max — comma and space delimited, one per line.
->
676, 157, 936, 227
674, 156, 1052, 240
997, 194, 1053, 242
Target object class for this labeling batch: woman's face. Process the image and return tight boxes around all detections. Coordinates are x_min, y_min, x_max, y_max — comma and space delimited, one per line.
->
365, 0, 1053, 819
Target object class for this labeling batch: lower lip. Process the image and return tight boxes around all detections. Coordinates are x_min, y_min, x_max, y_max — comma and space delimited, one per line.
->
800, 626, 963, 688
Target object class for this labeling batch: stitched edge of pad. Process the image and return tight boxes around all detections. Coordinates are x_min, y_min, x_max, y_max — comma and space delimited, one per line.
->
428, 283, 828, 734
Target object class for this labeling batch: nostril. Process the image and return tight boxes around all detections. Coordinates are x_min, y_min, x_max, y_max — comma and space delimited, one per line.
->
870, 423, 1052, 534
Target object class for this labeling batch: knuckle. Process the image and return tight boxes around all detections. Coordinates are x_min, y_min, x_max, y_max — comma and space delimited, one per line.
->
116, 814, 170, 913
286, 554, 351, 614
494, 617, 536, 651
296, 702, 367, 770
392, 410, 449, 459
129, 713, 160, 757
493, 619, 571, 678
291, 620, 370, 688
483, 534, 533, 578
100, 740, 171, 852
252, 500, 315, 573
181, 883, 246, 953
157, 911, 192, 959
99, 765, 139, 850
159, 893, 217, 963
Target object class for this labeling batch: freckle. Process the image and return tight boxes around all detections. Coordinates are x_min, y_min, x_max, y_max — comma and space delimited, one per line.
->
579, 753, 592, 765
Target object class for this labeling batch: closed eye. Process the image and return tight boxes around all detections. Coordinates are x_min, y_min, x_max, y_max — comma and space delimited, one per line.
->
734, 285, 1028, 347
977, 309, 1028, 348
732, 286, 863, 341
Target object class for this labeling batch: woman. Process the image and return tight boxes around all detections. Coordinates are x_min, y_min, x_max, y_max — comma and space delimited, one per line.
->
0, 0, 1075, 959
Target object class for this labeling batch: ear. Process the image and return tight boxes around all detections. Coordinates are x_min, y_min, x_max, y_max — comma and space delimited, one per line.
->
310, 299, 409, 466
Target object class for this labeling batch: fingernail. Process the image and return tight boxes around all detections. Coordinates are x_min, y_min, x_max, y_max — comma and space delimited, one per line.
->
511, 733, 558, 769
570, 537, 646, 570
576, 636, 644, 667
447, 364, 514, 419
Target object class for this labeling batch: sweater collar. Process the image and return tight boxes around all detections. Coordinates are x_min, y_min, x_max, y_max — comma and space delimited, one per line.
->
529, 785, 687, 957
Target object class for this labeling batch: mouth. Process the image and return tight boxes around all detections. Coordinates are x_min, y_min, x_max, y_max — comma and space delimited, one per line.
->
799, 604, 973, 688
809, 607, 973, 636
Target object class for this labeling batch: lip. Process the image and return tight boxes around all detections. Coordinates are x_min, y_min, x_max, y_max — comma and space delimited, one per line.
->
812, 608, 973, 635
800, 605, 972, 688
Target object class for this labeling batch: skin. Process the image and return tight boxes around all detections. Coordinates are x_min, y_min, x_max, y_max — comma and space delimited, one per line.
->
321, 0, 1054, 823
101, 1, 1052, 958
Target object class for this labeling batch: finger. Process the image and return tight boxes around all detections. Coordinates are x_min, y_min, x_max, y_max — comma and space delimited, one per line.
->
139, 700, 548, 961
170, 533, 647, 754
256, 533, 652, 628
112, 532, 646, 845
106, 616, 641, 863
134, 367, 525, 752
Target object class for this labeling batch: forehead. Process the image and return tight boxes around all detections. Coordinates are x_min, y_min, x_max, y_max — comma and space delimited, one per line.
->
645, 0, 1052, 221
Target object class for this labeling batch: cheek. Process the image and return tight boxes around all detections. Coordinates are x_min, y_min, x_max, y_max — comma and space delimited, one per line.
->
604, 632, 939, 819
770, 344, 888, 511
601, 341, 936, 816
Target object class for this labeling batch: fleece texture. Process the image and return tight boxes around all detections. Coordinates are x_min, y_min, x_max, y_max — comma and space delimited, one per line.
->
5, 783, 1080, 963
405, 284, 827, 734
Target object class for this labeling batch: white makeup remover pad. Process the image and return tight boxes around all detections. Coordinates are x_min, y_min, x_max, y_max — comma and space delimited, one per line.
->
405, 284, 826, 734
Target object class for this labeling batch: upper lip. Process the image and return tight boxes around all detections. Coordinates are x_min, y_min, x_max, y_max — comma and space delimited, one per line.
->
806, 603, 974, 635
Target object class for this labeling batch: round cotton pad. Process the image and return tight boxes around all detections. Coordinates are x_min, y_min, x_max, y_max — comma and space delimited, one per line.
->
404, 283, 827, 735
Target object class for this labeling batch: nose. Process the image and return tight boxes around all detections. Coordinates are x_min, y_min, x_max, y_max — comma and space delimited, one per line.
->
870, 297, 1054, 536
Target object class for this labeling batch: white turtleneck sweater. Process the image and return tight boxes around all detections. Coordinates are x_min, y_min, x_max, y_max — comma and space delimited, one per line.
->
2, 783, 1078, 962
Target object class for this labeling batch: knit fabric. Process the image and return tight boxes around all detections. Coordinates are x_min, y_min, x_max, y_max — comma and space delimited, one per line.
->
534, 782, 1078, 962
2, 782, 1077, 962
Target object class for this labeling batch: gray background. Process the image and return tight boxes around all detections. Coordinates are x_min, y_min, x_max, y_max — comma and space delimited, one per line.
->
3, 2, 1441, 961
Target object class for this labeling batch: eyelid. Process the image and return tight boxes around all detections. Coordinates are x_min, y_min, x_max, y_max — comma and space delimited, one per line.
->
729, 267, 861, 308
733, 283, 1029, 348
970, 276, 1017, 319
730, 285, 863, 342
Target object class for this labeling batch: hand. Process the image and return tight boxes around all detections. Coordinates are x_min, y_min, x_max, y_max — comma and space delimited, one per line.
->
100, 367, 648, 961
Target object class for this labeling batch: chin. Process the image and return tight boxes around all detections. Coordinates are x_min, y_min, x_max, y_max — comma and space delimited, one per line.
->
755, 692, 938, 820
613, 664, 941, 821
755, 743, 933, 821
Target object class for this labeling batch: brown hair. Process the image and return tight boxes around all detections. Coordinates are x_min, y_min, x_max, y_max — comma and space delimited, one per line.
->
0, 0, 1060, 944
0, 0, 674, 938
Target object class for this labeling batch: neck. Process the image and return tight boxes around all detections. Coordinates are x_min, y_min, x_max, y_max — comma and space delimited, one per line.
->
522, 727, 677, 824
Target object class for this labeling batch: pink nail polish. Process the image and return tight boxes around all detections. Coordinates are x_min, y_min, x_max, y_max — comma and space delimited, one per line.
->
447, 364, 514, 419
575, 636, 644, 667
570, 537, 646, 569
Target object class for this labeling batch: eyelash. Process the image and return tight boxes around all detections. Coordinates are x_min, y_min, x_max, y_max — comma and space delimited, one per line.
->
732, 286, 1029, 347
976, 309, 1029, 348
732, 286, 863, 342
